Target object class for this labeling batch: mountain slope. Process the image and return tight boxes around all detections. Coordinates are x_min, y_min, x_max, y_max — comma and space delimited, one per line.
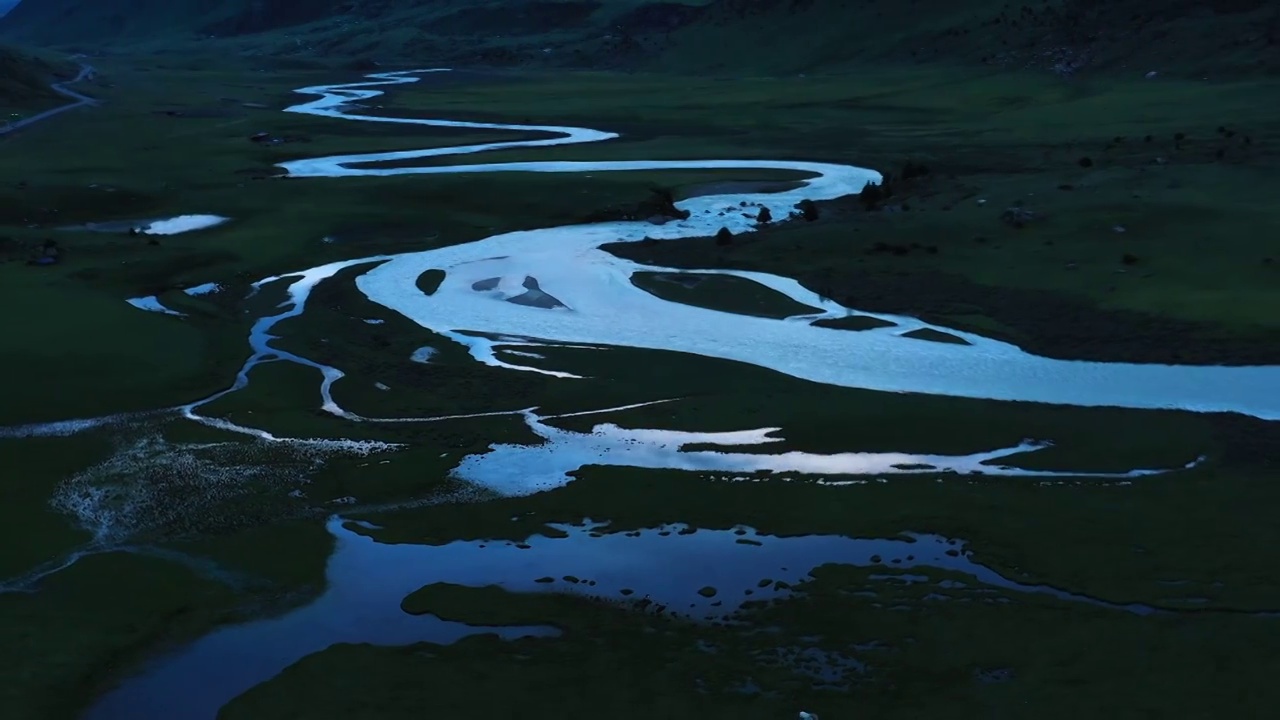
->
1, 0, 1275, 77
0, 0, 687, 43
651, 0, 1280, 76
0, 44, 75, 110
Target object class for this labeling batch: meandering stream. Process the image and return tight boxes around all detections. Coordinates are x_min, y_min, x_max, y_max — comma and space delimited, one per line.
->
84, 516, 1169, 720
13, 68, 1277, 718
275, 69, 1280, 420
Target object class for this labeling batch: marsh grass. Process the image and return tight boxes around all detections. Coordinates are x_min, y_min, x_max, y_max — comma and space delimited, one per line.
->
2, 54, 1279, 720
215, 563, 1280, 720
6, 59, 1277, 422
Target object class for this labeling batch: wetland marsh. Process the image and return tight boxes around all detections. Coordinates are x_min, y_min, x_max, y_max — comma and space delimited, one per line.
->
1, 55, 1278, 719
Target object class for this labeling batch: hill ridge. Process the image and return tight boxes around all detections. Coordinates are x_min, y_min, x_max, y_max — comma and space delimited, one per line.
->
1, 0, 1275, 76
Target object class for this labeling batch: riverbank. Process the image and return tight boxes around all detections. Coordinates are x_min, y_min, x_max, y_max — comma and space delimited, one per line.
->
396, 68, 1280, 366
2, 57, 1279, 720
4, 61, 1278, 426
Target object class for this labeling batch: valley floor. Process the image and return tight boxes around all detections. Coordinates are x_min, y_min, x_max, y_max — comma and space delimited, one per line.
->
0, 55, 1278, 719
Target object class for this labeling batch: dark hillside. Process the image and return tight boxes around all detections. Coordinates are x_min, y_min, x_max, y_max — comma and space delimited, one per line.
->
651, 0, 1280, 76
0, 0, 1275, 76
0, 45, 75, 110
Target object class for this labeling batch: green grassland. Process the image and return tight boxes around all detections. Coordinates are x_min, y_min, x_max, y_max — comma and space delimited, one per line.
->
0, 58, 816, 426
220, 584, 1280, 719
0, 29, 1278, 720
5, 60, 1277, 428
2, 259, 1277, 718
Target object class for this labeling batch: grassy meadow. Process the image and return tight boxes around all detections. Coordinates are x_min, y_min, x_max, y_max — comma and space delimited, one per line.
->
0, 49, 1277, 719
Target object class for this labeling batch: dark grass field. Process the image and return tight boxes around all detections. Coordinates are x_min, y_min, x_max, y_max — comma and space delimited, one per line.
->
1, 45, 1278, 720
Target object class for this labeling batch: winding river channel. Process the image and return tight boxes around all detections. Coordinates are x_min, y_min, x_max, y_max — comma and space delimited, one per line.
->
12, 68, 1276, 717
275, 70, 1280, 420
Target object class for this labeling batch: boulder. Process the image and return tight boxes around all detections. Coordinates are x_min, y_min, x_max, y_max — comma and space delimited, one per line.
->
794, 198, 819, 220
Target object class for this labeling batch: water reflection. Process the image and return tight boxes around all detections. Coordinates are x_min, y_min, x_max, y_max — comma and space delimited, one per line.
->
453, 409, 1201, 496
86, 516, 1157, 719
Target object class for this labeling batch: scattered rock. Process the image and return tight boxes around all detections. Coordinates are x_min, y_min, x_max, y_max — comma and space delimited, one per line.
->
794, 198, 819, 221
859, 181, 887, 210
697, 586, 718, 598
756, 206, 772, 223
1121, 253, 1140, 265
1000, 206, 1042, 228
589, 187, 690, 224
714, 227, 733, 246
1078, 156, 1094, 167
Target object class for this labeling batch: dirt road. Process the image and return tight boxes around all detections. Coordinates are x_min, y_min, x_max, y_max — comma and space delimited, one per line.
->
0, 56, 97, 136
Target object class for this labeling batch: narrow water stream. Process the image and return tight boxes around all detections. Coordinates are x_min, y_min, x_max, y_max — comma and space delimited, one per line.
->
268, 69, 1280, 420
13, 68, 1274, 717
84, 516, 1160, 720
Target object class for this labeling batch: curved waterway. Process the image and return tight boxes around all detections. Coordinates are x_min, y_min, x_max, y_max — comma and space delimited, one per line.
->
280, 69, 1280, 419
85, 516, 1166, 720
49, 67, 1278, 719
